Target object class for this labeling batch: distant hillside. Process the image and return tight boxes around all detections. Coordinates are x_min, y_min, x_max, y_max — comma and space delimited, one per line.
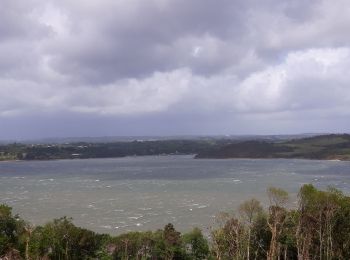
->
0, 139, 222, 161
1, 133, 317, 144
195, 134, 350, 160
1, 134, 349, 161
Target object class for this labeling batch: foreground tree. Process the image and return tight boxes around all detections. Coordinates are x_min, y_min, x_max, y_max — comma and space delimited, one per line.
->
266, 187, 289, 260
211, 212, 247, 259
29, 217, 105, 259
239, 198, 263, 260
250, 212, 271, 259
0, 204, 25, 258
1, 184, 350, 259
183, 227, 209, 259
297, 184, 346, 259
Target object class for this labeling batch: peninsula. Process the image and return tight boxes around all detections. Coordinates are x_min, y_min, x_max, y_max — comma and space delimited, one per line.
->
1, 134, 349, 161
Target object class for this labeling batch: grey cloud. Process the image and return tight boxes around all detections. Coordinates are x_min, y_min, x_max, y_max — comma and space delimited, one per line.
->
0, 1, 50, 82
1, 109, 348, 140
48, 0, 249, 84
0, 1, 48, 41
1, 0, 350, 139
48, 0, 350, 84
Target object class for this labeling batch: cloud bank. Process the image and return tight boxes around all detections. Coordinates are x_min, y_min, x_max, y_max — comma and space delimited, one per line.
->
1, 0, 350, 138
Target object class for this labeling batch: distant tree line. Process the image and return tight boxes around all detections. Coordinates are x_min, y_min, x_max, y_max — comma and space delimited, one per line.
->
0, 140, 225, 161
1, 184, 350, 259
195, 134, 350, 160
1, 134, 350, 161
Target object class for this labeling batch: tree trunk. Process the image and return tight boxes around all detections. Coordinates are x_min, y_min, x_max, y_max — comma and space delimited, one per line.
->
319, 211, 323, 260
65, 239, 68, 260
25, 237, 29, 260
247, 228, 251, 260
268, 225, 277, 260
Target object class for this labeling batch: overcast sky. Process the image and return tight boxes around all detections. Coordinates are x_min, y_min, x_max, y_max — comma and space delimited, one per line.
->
1, 0, 350, 139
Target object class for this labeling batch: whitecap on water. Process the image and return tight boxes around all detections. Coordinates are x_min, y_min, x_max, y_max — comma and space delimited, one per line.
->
115, 224, 129, 229
147, 212, 160, 216
138, 207, 152, 211
187, 203, 199, 207
100, 225, 112, 229
128, 216, 143, 220
38, 179, 54, 182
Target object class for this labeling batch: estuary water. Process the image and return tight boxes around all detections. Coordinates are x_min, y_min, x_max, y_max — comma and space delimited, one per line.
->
0, 155, 350, 234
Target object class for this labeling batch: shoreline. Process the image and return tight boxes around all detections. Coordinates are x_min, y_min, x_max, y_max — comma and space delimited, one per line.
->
1, 155, 349, 163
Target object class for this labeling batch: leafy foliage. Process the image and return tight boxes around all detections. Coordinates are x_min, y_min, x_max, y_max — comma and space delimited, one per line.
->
2, 134, 350, 161
1, 185, 350, 259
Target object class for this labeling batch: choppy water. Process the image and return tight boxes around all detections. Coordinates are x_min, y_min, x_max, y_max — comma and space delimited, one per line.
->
0, 155, 350, 234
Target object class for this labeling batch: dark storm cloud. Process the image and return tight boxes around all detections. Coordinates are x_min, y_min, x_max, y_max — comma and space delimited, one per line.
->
51, 0, 326, 83
1, 0, 350, 138
0, 1, 48, 40
0, 1, 50, 81
47, 0, 249, 84
46, 0, 328, 84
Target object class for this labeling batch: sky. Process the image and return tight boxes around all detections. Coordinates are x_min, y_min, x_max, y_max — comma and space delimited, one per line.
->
1, 0, 350, 139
